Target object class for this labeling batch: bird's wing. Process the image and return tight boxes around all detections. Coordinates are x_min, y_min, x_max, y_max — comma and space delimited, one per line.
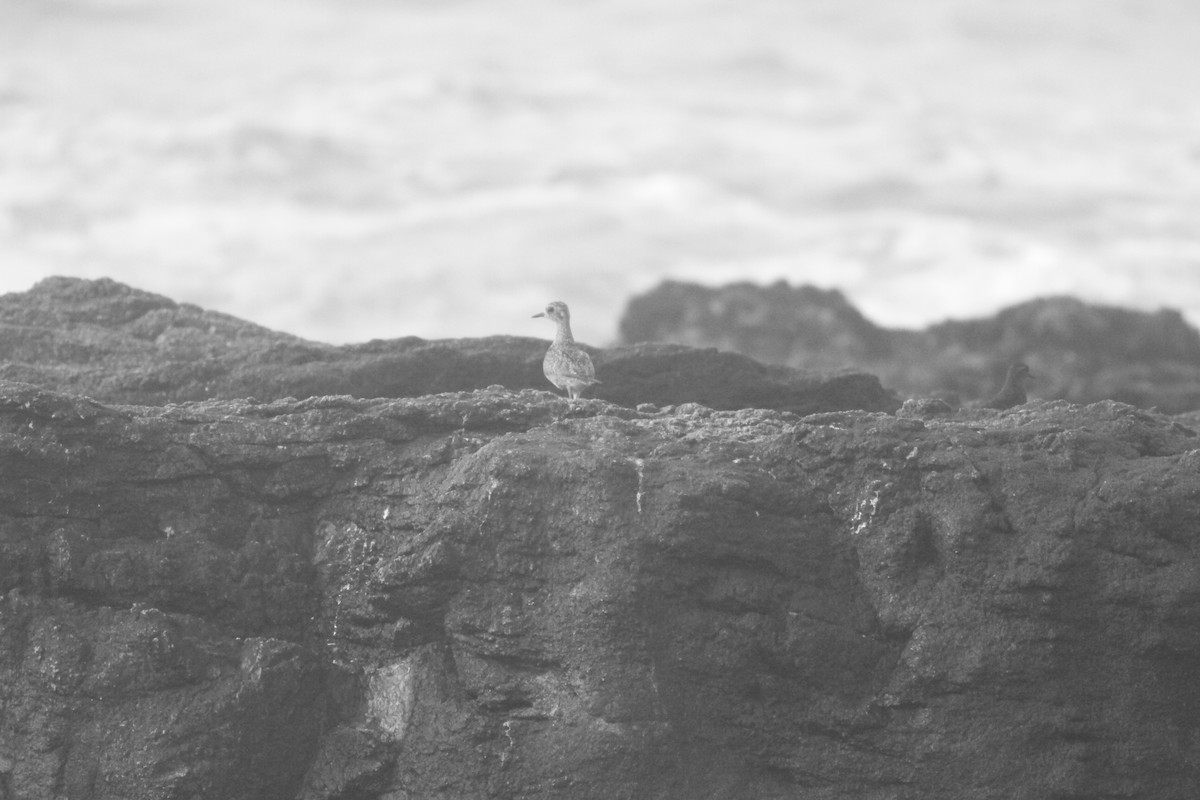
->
558, 346, 596, 382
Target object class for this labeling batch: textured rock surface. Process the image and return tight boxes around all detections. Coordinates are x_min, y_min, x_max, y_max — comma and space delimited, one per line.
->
0, 277, 898, 415
619, 280, 1200, 412
3, 277, 1199, 798
2, 377, 1200, 799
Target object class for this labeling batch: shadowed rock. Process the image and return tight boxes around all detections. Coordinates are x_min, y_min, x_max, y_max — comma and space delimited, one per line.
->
0, 277, 898, 414
620, 280, 1200, 412
981, 362, 1034, 409
2, 379, 1200, 799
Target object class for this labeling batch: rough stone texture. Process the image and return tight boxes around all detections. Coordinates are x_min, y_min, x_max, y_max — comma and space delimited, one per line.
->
2, 377, 1200, 799
619, 279, 1200, 413
3, 277, 1199, 798
0, 277, 898, 415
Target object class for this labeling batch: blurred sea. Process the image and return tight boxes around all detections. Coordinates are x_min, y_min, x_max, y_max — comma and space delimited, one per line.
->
1, 0, 1199, 346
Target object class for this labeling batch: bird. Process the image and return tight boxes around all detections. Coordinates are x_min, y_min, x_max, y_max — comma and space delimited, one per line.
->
983, 362, 1034, 410
532, 301, 599, 400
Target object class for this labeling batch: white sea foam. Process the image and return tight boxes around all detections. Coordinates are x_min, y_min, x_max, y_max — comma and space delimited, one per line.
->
1, 0, 1198, 345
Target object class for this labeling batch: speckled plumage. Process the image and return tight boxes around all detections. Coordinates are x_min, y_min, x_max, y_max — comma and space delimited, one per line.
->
984, 362, 1034, 410
533, 301, 599, 400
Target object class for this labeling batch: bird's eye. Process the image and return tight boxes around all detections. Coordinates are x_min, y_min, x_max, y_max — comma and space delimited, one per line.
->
545, 306, 554, 314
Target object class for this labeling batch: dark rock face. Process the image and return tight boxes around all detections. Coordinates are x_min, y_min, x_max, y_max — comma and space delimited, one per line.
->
3, 276, 1200, 799
0, 277, 898, 415
618, 281, 894, 371
2, 379, 1200, 799
619, 280, 1200, 413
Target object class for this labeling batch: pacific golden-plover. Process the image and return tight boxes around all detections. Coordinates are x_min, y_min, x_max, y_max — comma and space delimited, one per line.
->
984, 362, 1034, 410
533, 301, 599, 400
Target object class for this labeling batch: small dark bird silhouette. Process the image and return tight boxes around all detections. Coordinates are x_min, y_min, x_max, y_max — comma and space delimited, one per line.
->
532, 301, 600, 400
984, 362, 1034, 410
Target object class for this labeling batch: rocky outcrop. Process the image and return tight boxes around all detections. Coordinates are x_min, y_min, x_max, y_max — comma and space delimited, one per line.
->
3, 277, 1199, 799
619, 280, 1200, 413
2, 378, 1200, 799
618, 281, 895, 371
0, 277, 898, 415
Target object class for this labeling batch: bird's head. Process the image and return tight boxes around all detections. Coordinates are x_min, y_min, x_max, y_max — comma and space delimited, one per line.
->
533, 301, 570, 323
1009, 362, 1034, 383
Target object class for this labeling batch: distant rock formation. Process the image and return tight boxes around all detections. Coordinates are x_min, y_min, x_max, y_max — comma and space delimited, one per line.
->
619, 280, 1200, 412
0, 277, 897, 415
618, 280, 895, 370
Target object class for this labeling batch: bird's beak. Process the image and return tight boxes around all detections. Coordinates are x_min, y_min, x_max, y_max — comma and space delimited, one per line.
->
532, 312, 545, 318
